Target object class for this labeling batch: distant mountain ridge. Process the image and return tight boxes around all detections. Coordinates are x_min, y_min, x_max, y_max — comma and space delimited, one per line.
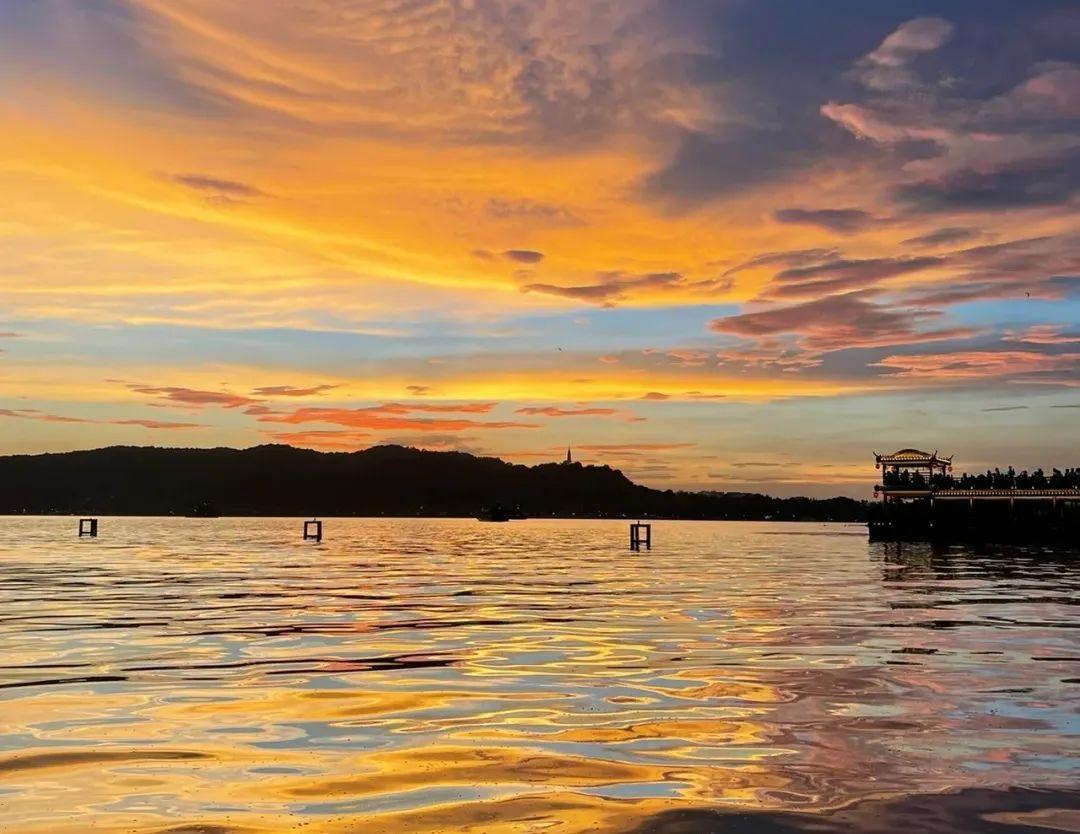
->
0, 444, 867, 521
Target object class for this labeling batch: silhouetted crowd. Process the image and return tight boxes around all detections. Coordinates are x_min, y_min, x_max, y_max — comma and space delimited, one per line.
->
882, 467, 1080, 490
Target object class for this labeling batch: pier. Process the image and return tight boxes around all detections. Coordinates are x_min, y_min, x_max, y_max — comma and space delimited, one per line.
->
303, 519, 323, 542
869, 449, 1080, 542
630, 522, 651, 551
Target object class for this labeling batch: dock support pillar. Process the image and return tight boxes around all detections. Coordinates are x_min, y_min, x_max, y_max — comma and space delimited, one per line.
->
78, 518, 98, 538
303, 519, 323, 542
630, 522, 651, 551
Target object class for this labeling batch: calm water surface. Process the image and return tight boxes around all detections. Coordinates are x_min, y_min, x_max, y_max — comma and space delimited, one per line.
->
0, 518, 1077, 833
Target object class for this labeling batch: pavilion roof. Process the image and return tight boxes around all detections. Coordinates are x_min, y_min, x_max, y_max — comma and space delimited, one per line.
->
875, 448, 953, 465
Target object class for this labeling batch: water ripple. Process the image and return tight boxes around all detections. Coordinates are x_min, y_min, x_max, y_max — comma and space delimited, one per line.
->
0, 517, 1077, 832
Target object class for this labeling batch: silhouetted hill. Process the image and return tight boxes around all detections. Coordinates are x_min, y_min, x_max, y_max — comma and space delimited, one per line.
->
0, 444, 867, 521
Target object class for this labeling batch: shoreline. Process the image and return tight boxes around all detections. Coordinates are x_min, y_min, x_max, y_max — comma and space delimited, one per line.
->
0, 513, 866, 523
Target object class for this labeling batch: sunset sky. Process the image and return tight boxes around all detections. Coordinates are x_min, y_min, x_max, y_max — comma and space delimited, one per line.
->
1, 0, 1077, 496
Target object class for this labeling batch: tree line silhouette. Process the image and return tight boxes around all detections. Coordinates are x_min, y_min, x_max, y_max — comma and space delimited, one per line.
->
0, 444, 868, 521
883, 467, 1080, 490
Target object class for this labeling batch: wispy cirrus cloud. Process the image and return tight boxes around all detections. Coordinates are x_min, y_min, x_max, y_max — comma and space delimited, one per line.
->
502, 249, 546, 264
125, 384, 259, 409
0, 408, 204, 429
825, 34, 1080, 221
772, 208, 879, 234
710, 292, 978, 355
1004, 325, 1080, 345
722, 249, 841, 278
0, 408, 92, 424
761, 255, 944, 299
515, 406, 618, 417
900, 235, 1079, 306
172, 173, 264, 201
664, 349, 711, 366
851, 17, 954, 91
250, 384, 339, 397
0, 331, 21, 354
376, 402, 498, 414
108, 418, 206, 429
902, 227, 979, 249
523, 272, 683, 305
714, 340, 823, 372
874, 350, 1080, 384
523, 271, 732, 306
895, 150, 1080, 212
485, 198, 582, 227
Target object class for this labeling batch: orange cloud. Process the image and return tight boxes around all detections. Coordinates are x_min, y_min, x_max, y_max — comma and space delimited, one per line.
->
264, 430, 370, 450
258, 406, 535, 432
874, 350, 1080, 380
128, 385, 259, 409
1003, 325, 1080, 345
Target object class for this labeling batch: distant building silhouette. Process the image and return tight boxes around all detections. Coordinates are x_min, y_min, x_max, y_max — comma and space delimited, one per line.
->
563, 445, 573, 465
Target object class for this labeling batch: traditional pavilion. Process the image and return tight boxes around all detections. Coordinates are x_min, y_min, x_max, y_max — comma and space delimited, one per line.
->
870, 448, 1079, 541
874, 449, 951, 504
875, 449, 951, 482
873, 448, 1079, 507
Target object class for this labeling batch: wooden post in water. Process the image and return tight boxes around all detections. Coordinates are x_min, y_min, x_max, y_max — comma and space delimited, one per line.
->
303, 518, 323, 542
629, 522, 651, 551
78, 518, 98, 538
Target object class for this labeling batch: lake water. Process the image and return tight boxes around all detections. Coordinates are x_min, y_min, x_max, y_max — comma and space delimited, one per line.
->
1, 517, 1077, 833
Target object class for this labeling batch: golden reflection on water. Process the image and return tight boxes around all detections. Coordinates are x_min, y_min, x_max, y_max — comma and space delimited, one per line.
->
1, 518, 1078, 833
